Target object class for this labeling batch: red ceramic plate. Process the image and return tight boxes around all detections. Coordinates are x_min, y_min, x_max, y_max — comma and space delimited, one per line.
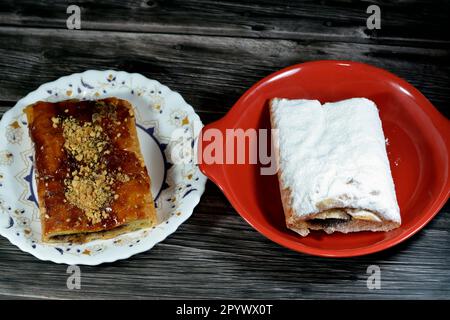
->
198, 60, 450, 257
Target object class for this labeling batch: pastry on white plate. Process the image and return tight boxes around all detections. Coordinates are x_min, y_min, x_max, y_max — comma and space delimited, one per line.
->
269, 97, 401, 236
25, 98, 157, 243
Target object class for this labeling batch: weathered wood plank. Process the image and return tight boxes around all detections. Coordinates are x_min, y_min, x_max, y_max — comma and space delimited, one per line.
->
0, 5, 449, 298
0, 0, 449, 46
0, 189, 448, 299
0, 27, 449, 118
0, 102, 449, 299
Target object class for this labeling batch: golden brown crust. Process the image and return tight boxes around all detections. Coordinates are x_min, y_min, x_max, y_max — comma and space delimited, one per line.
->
25, 98, 157, 243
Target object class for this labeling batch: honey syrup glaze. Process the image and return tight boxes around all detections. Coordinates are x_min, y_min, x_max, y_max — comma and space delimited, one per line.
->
28, 98, 151, 236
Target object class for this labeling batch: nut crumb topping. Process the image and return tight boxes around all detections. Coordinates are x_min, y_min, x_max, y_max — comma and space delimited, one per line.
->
62, 117, 107, 163
51, 117, 60, 128
64, 170, 115, 224
59, 115, 117, 224
116, 172, 130, 183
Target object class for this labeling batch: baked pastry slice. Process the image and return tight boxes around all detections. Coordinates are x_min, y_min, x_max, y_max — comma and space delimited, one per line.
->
24, 98, 157, 243
270, 98, 401, 236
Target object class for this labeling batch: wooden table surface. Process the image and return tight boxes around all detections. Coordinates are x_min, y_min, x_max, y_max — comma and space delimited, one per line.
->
0, 0, 449, 299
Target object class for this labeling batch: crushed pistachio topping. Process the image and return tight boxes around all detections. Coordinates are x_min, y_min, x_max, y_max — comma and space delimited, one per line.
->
64, 170, 115, 224
116, 172, 130, 183
62, 117, 107, 163
58, 116, 116, 224
51, 117, 60, 128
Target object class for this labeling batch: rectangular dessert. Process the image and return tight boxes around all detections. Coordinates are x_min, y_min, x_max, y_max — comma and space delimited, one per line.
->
269, 97, 401, 236
24, 98, 157, 243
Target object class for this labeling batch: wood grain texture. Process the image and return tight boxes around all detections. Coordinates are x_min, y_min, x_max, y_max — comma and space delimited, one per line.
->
0, 27, 449, 118
0, 0, 449, 46
0, 176, 449, 299
0, 0, 449, 300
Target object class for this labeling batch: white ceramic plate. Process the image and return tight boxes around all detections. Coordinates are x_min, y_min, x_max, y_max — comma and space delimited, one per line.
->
0, 70, 206, 265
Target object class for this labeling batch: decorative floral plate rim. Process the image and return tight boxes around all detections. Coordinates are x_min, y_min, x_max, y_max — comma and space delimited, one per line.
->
0, 70, 206, 265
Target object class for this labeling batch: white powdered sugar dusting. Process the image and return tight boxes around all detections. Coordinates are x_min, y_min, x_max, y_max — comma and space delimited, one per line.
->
270, 97, 400, 223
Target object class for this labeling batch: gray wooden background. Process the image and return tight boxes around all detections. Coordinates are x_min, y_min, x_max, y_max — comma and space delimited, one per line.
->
0, 0, 449, 299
